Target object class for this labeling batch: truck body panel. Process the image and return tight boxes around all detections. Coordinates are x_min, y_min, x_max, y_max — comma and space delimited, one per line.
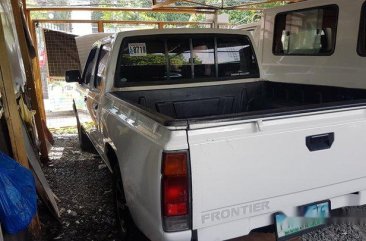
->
188, 107, 366, 235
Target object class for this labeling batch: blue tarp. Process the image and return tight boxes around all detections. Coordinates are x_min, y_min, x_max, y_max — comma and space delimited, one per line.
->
0, 152, 37, 234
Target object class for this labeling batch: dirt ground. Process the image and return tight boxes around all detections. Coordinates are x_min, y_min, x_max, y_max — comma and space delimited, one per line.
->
35, 132, 122, 241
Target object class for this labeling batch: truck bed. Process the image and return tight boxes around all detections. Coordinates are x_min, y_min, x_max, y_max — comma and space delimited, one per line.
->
112, 81, 366, 124
108, 80, 366, 240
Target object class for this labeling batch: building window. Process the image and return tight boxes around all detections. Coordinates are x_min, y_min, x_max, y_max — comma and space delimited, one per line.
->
273, 5, 339, 56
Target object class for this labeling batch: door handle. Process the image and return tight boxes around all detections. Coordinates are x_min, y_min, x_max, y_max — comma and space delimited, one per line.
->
306, 133, 334, 152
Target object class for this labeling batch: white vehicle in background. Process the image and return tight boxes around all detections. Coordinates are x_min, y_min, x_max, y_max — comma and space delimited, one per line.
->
75, 33, 112, 72
66, 1, 366, 240
233, 22, 260, 46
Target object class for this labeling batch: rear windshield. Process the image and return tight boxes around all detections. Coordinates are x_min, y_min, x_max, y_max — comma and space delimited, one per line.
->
115, 34, 259, 86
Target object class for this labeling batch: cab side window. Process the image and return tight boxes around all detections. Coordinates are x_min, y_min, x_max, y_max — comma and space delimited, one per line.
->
82, 47, 98, 85
94, 45, 110, 90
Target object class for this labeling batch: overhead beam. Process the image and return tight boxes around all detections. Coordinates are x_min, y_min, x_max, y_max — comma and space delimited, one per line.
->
27, 6, 215, 14
27, 0, 304, 14
180, 0, 220, 10
224, 0, 277, 10
224, 0, 304, 10
152, 0, 180, 9
227, 6, 265, 10
33, 19, 214, 26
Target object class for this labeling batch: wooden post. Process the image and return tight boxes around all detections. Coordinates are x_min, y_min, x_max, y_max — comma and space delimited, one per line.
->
0, 23, 29, 168
28, 21, 48, 122
10, 0, 50, 163
0, 4, 41, 237
21, 0, 26, 12
97, 21, 104, 32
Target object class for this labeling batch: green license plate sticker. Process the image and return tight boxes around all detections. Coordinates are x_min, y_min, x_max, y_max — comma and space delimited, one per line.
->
275, 201, 330, 240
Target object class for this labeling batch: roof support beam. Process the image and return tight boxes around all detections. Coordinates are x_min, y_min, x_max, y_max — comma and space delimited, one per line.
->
152, 0, 180, 9
32, 19, 214, 26
27, 6, 215, 14
224, 0, 303, 10
181, 0, 220, 10
27, 0, 298, 14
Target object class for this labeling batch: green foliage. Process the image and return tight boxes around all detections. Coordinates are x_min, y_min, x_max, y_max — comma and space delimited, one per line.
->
121, 53, 201, 66
29, 0, 286, 26
223, 2, 286, 24
223, 10, 259, 25
90, 0, 190, 22
29, 0, 71, 20
122, 54, 166, 65
91, 1, 286, 26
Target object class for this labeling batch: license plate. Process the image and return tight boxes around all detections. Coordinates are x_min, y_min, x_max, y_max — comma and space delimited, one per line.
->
274, 200, 330, 240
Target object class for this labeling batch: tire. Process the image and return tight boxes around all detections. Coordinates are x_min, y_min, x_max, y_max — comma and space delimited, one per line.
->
78, 125, 95, 153
112, 162, 149, 241
113, 162, 132, 240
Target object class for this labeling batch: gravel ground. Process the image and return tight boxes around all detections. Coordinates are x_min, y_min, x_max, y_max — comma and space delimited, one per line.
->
35, 131, 366, 241
301, 224, 366, 241
301, 207, 366, 241
36, 133, 121, 241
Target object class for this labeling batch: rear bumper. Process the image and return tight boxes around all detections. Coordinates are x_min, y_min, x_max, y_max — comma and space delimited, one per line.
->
161, 230, 192, 241
194, 179, 366, 241
160, 191, 366, 241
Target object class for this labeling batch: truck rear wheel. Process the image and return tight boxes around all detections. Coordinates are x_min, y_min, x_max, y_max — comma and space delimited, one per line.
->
113, 163, 134, 240
112, 162, 149, 241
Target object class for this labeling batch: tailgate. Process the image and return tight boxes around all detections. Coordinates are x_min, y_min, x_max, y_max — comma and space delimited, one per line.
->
188, 108, 366, 231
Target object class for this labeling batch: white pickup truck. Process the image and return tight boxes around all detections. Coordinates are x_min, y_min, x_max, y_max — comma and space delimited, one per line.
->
66, 1, 366, 239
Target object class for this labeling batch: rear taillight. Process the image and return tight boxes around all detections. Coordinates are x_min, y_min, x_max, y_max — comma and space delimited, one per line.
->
162, 152, 190, 232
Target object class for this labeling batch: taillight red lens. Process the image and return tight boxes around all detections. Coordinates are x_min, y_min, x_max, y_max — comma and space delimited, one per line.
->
163, 152, 187, 176
162, 152, 189, 217
163, 177, 188, 216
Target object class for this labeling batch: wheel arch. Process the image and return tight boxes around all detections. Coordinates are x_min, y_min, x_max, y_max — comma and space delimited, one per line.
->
105, 142, 118, 170
72, 99, 81, 128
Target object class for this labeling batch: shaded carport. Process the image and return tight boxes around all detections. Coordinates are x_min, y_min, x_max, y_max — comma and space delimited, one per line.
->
5, 0, 359, 241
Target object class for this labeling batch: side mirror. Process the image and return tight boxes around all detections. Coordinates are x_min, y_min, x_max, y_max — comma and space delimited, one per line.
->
65, 70, 81, 83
